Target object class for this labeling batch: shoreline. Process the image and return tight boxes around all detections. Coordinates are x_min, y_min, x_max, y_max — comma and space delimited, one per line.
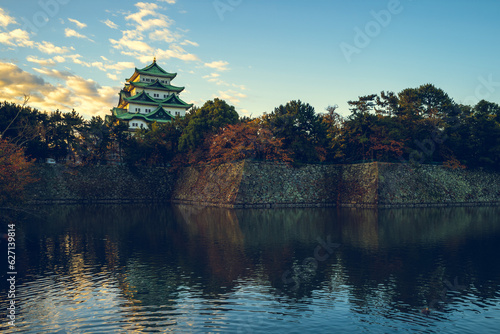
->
25, 161, 500, 209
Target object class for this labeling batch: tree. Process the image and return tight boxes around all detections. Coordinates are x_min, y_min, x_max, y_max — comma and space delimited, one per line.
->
264, 100, 326, 163
321, 105, 346, 162
204, 120, 293, 165
108, 116, 130, 164
178, 99, 239, 152
0, 139, 36, 206
78, 116, 112, 164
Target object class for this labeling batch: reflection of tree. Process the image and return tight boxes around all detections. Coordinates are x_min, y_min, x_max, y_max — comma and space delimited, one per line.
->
337, 209, 379, 250
340, 207, 500, 313
4, 205, 500, 323
174, 205, 248, 290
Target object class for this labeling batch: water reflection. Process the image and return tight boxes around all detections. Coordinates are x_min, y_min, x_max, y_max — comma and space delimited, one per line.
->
0, 205, 499, 333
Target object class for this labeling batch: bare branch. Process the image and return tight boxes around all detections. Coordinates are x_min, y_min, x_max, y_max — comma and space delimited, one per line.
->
1, 94, 30, 138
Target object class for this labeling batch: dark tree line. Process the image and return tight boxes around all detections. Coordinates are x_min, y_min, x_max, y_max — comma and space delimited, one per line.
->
1, 84, 499, 175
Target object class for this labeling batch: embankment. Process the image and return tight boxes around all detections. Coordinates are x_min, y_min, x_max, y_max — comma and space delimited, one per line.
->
26, 161, 500, 207
26, 165, 175, 204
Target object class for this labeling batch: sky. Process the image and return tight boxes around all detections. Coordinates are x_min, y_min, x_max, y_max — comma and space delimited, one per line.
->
0, 0, 499, 119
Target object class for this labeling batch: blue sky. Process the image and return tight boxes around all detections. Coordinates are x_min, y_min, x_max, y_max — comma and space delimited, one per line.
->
0, 0, 499, 119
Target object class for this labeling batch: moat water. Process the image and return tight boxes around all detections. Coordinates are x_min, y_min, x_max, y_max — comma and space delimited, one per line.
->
1, 205, 500, 333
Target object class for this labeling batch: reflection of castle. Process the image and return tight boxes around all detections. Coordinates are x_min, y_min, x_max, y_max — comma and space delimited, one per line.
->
111, 58, 193, 131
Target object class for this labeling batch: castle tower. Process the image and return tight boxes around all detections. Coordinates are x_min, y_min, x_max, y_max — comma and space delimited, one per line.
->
111, 59, 193, 130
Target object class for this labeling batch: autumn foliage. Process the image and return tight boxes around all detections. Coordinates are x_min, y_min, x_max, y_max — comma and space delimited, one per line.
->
1, 88, 500, 172
0, 138, 36, 205
205, 121, 293, 165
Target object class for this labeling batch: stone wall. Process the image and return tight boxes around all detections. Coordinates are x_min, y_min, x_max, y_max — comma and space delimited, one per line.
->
377, 162, 500, 207
172, 161, 500, 208
26, 161, 500, 207
26, 165, 176, 203
172, 161, 380, 208
171, 161, 246, 207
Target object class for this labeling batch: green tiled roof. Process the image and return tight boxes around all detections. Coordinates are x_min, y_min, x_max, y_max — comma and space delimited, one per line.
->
127, 79, 184, 92
124, 90, 158, 104
113, 106, 174, 123
161, 93, 193, 108
112, 107, 128, 116
136, 61, 177, 79
124, 90, 193, 108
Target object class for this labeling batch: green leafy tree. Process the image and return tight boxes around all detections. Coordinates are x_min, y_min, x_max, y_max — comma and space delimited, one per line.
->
108, 116, 130, 164
321, 105, 346, 162
79, 116, 111, 164
178, 99, 239, 152
263, 100, 326, 163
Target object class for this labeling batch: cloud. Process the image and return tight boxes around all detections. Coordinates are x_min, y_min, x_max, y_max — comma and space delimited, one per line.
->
181, 39, 199, 47
68, 18, 87, 29
203, 72, 225, 85
203, 73, 220, 79
66, 76, 101, 97
89, 60, 135, 78
36, 41, 74, 54
204, 60, 229, 71
91, 61, 105, 71
110, 29, 153, 53
0, 61, 118, 117
0, 8, 16, 27
126, 2, 173, 32
156, 44, 199, 61
104, 61, 136, 71
64, 28, 94, 42
158, 0, 176, 3
149, 28, 181, 43
0, 29, 34, 47
107, 73, 119, 81
121, 44, 199, 63
32, 67, 73, 80
215, 89, 247, 105
26, 56, 56, 66
65, 54, 91, 67
108, 3, 200, 63
102, 19, 118, 29
53, 56, 66, 63
232, 83, 247, 90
